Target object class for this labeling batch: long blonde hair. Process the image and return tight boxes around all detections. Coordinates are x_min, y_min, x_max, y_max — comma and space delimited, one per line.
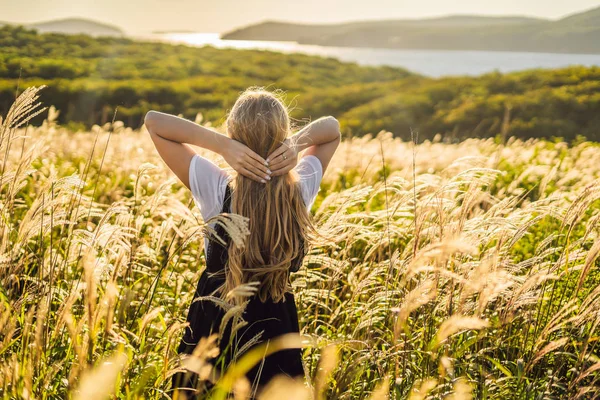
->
223, 87, 316, 303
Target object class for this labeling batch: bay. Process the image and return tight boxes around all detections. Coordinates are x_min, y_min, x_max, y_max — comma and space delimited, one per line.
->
132, 32, 600, 77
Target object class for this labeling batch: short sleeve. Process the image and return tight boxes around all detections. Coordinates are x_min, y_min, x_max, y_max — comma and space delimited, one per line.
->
295, 155, 323, 210
188, 154, 230, 221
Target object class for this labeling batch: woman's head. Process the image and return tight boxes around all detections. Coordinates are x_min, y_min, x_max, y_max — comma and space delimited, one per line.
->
226, 87, 290, 160
221, 87, 315, 304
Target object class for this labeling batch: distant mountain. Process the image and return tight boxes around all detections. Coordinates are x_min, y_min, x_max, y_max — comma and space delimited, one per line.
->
221, 6, 600, 54
0, 17, 124, 37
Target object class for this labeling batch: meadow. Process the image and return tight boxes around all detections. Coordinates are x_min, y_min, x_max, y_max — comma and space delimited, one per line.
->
1, 85, 600, 399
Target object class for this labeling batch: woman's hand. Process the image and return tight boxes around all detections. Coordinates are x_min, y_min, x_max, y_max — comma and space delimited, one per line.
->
266, 138, 299, 176
221, 137, 272, 183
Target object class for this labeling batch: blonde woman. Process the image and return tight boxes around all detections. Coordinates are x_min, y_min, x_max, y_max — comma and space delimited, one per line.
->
144, 87, 341, 398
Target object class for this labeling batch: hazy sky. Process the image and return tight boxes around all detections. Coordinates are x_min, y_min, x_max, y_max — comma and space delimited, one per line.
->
1, 0, 599, 34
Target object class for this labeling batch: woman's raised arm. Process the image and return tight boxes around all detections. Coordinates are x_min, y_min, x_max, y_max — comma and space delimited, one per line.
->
267, 116, 341, 176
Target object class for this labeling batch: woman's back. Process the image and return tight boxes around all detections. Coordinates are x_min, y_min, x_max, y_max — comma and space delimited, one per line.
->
189, 153, 323, 256
173, 154, 323, 397
175, 183, 306, 395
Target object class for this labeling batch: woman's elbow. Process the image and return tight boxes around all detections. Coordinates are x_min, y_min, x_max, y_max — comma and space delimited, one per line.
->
144, 110, 158, 131
329, 117, 341, 140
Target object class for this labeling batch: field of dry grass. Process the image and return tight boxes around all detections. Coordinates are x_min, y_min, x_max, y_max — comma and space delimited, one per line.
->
2, 86, 600, 399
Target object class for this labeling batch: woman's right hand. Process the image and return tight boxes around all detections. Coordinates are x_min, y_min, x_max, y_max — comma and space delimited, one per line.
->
221, 137, 272, 183
266, 137, 299, 176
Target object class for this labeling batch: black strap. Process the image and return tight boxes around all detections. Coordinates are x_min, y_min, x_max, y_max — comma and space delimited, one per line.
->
204, 183, 232, 271
290, 236, 305, 273
222, 182, 232, 214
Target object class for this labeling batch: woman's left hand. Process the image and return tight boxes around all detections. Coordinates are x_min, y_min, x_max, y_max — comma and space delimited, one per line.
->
222, 137, 271, 183
266, 138, 298, 176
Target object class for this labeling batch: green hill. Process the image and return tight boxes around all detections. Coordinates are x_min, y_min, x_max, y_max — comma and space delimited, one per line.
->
221, 6, 600, 54
1, 25, 600, 143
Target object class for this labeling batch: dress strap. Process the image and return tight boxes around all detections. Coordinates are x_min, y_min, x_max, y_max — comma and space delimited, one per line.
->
289, 236, 305, 273
223, 181, 232, 213
204, 182, 233, 273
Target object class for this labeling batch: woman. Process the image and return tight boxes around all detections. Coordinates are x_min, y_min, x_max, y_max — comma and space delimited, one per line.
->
144, 87, 341, 398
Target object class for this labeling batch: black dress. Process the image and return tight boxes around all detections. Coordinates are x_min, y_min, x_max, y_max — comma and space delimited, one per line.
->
171, 183, 305, 398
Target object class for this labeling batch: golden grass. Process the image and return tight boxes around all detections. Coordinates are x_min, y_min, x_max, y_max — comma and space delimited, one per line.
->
2, 86, 600, 398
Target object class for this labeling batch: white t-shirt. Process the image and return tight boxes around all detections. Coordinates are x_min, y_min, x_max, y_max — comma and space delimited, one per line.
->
188, 153, 323, 253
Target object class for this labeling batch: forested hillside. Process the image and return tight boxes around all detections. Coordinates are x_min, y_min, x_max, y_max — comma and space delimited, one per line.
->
2, 25, 600, 142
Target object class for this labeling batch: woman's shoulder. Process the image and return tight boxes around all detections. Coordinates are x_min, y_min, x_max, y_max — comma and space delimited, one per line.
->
189, 153, 232, 222
294, 155, 323, 209
296, 155, 323, 176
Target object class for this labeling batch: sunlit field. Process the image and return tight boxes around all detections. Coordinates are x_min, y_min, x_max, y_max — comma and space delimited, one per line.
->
2, 86, 600, 399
